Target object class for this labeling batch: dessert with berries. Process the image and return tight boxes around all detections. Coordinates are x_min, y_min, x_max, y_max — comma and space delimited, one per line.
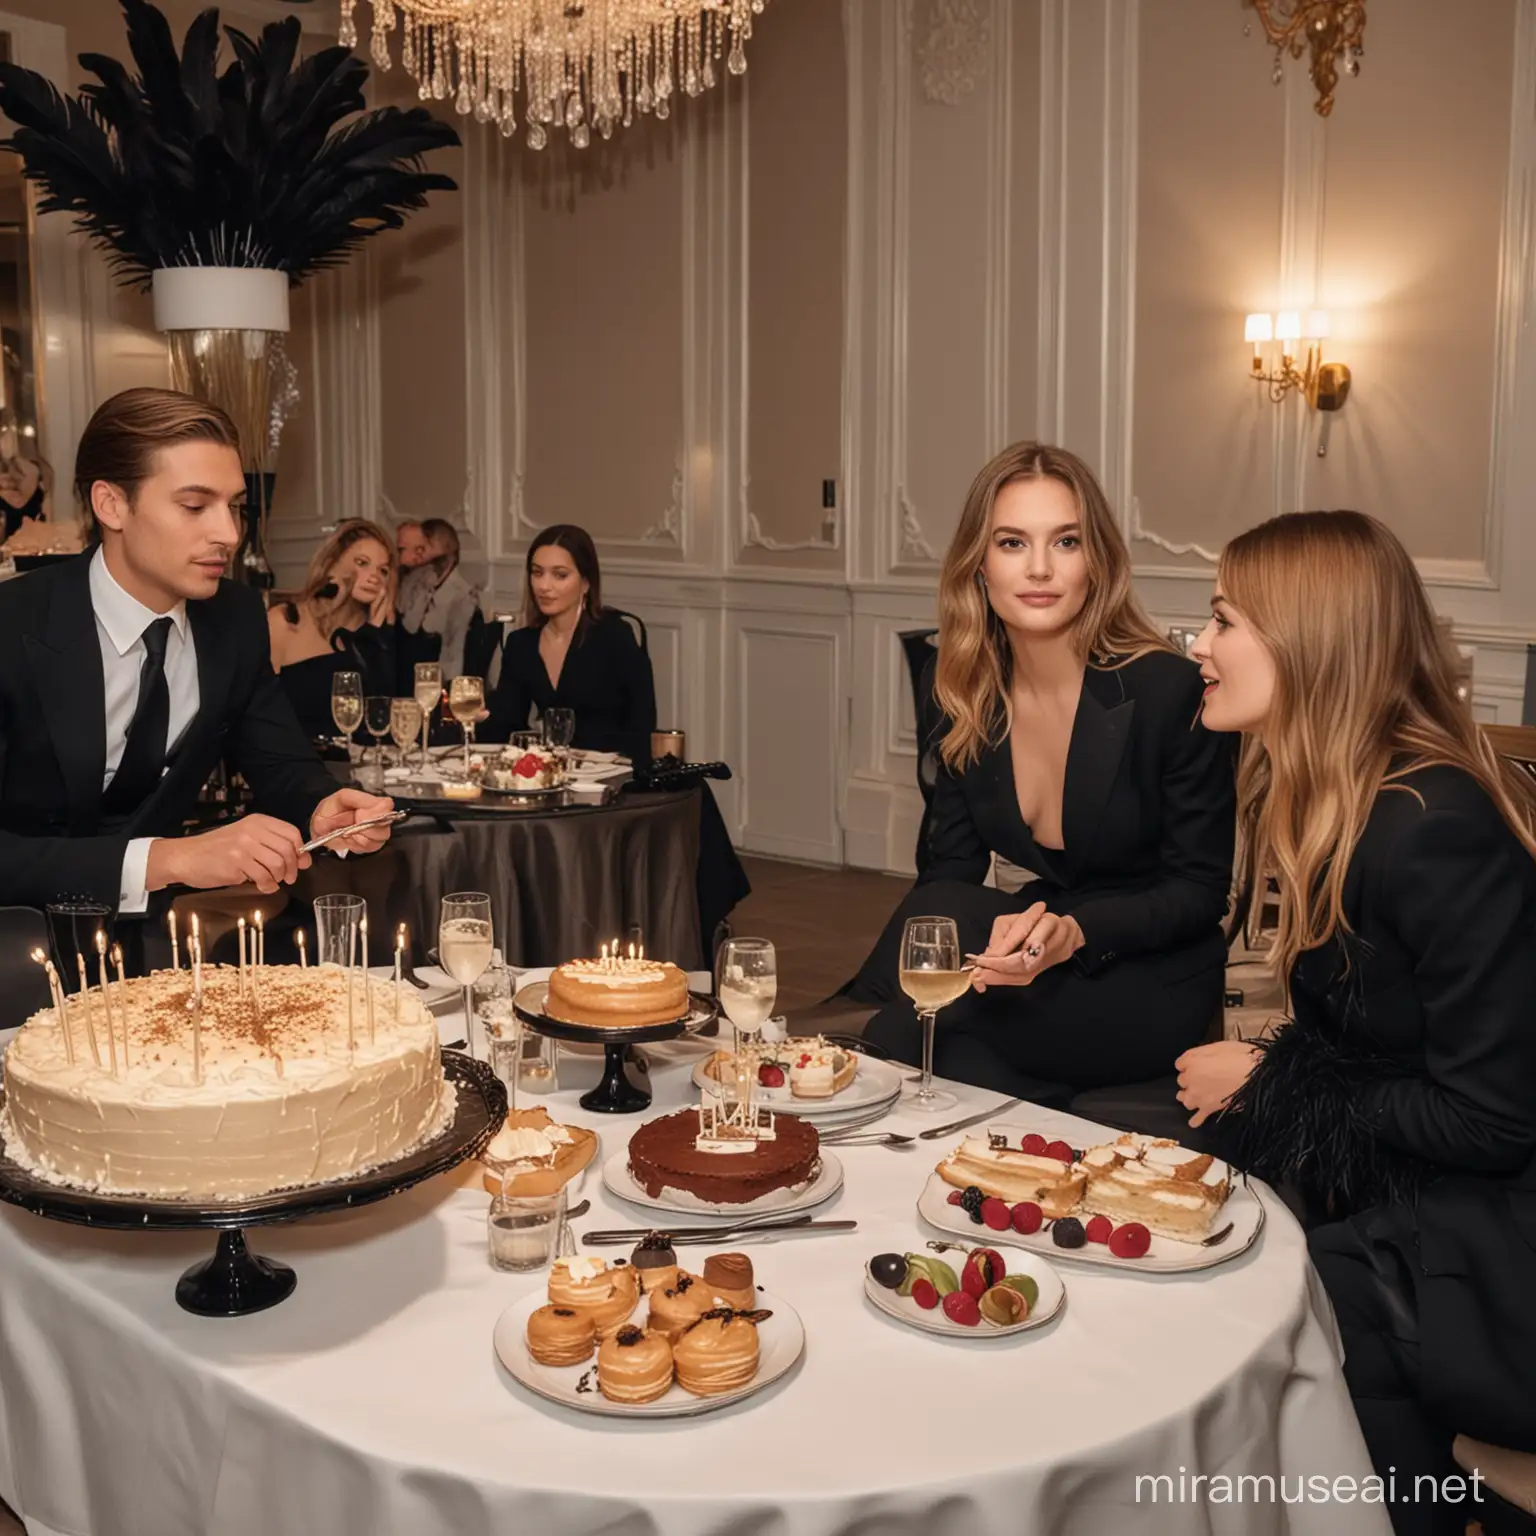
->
1078, 1132, 1231, 1242
935, 1132, 1085, 1217
701, 1036, 858, 1100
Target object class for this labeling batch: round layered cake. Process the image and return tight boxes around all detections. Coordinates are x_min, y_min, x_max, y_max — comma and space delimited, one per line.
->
546, 957, 690, 1028
0, 964, 454, 1200
627, 1109, 821, 1205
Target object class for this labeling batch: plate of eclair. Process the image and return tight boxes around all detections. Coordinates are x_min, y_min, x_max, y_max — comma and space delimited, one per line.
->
493, 1236, 806, 1417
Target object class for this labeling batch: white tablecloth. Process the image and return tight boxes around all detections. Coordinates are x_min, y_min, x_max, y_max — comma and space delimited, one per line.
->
0, 1001, 1387, 1536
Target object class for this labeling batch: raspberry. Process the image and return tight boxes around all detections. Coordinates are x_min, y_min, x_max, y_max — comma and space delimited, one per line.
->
1108, 1222, 1152, 1259
1010, 1201, 1043, 1235
1085, 1214, 1113, 1244
514, 753, 542, 778
1019, 1133, 1048, 1156
1043, 1139, 1075, 1164
757, 1064, 785, 1088
941, 1290, 981, 1326
910, 1277, 939, 1310
981, 1198, 1011, 1231
946, 1190, 965, 1206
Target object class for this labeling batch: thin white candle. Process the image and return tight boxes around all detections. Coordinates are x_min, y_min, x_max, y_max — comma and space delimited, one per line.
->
346, 921, 357, 1059
361, 916, 375, 1045
76, 953, 103, 1069
168, 910, 180, 972
237, 916, 248, 996
254, 908, 265, 977
189, 931, 204, 1086
94, 931, 118, 1078
394, 926, 404, 1023
111, 943, 129, 1072
31, 949, 73, 1066
296, 928, 308, 968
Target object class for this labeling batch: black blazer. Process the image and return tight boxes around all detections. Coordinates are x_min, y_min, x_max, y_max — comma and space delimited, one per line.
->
0, 552, 339, 910
483, 610, 657, 764
921, 650, 1236, 974
1229, 764, 1536, 1448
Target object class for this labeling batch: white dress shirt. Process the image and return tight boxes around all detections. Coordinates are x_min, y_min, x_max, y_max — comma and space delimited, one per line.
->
89, 547, 200, 912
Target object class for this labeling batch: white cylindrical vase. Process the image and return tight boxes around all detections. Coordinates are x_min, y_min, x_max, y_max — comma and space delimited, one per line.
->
152, 266, 290, 334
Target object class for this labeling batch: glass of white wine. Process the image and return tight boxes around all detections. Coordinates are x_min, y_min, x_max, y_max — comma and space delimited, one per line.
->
413, 661, 442, 771
440, 891, 494, 1060
448, 674, 485, 779
716, 937, 776, 1064
899, 915, 967, 1113
330, 670, 364, 759
389, 696, 423, 777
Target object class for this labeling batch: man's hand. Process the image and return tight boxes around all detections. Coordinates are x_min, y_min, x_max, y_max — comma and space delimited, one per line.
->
311, 788, 396, 854
146, 815, 310, 896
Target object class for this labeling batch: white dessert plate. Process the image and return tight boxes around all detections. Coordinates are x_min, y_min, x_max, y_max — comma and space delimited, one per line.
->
690, 1051, 904, 1117
602, 1148, 844, 1216
863, 1243, 1065, 1339
495, 1287, 804, 1418
916, 1171, 1266, 1274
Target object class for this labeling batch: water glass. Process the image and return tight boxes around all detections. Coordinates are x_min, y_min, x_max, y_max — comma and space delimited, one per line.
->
45, 902, 114, 993
517, 1027, 560, 1095
312, 894, 366, 970
487, 1187, 566, 1272
542, 707, 575, 751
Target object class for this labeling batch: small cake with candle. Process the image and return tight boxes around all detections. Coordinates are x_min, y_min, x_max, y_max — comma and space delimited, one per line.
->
545, 947, 690, 1029
596, 1325, 674, 1404
479, 1106, 597, 1196
526, 1305, 596, 1367
672, 1308, 768, 1396
0, 960, 453, 1201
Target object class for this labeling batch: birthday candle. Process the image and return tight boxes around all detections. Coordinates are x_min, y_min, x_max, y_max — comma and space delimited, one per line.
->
394, 925, 405, 1023
76, 953, 103, 1069
296, 928, 308, 968
189, 931, 204, 1086
346, 921, 357, 1059
237, 917, 248, 996
254, 909, 265, 990
168, 910, 180, 972
95, 932, 118, 1078
361, 916, 375, 1045
111, 943, 129, 1072
30, 949, 73, 1066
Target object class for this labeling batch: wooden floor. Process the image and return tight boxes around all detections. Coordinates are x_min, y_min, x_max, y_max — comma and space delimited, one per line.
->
729, 854, 912, 1014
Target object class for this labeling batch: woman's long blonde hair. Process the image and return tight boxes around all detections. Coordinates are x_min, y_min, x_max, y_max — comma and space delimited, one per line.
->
1223, 510, 1536, 978
934, 442, 1171, 769
294, 519, 397, 641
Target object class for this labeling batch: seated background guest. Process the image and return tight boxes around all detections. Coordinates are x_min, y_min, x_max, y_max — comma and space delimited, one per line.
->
846, 442, 1235, 1102
396, 518, 430, 570
398, 517, 480, 681
1176, 511, 1536, 1533
482, 523, 656, 763
1, 452, 51, 538
0, 387, 393, 951
268, 518, 400, 741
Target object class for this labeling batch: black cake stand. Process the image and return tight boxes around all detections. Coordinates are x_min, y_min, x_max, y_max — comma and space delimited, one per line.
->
513, 982, 718, 1114
0, 1051, 506, 1318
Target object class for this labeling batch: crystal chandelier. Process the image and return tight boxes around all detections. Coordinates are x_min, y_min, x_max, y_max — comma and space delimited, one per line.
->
339, 0, 766, 149
1243, 1, 1367, 117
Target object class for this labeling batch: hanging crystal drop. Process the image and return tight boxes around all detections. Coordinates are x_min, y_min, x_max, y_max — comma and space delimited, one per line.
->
527, 121, 548, 150
703, 56, 716, 90
727, 42, 747, 75
572, 122, 590, 148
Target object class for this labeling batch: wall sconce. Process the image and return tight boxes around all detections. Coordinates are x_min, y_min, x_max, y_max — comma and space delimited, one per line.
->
1245, 310, 1351, 411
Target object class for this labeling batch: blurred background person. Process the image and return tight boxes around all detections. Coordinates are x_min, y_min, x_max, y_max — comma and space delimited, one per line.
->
399, 516, 481, 680
396, 519, 430, 571
1, 452, 51, 538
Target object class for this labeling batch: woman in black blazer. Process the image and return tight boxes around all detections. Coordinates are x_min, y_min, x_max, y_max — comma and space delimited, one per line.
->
1177, 511, 1536, 1533
482, 524, 657, 764
850, 444, 1235, 1098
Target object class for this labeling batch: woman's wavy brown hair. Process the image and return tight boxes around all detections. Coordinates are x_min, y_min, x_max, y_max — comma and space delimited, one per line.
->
1222, 510, 1536, 978
292, 518, 397, 641
934, 442, 1171, 769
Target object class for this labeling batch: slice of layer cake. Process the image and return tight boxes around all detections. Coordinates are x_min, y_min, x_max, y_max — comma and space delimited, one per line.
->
1077, 1133, 1232, 1242
936, 1135, 1085, 1218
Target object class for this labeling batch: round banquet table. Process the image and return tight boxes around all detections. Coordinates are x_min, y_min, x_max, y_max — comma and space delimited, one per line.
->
323, 784, 706, 971
0, 996, 1386, 1536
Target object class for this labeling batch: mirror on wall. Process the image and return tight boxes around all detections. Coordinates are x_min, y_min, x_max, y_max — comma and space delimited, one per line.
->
0, 28, 49, 533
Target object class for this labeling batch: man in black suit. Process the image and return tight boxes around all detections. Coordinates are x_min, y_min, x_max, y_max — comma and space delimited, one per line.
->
0, 387, 395, 927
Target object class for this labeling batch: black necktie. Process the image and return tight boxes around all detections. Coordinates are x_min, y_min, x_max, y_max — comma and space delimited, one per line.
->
103, 616, 174, 816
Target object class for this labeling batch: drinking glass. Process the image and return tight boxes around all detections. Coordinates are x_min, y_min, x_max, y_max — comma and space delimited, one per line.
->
898, 915, 966, 1113
330, 671, 364, 759
487, 1186, 566, 1272
542, 707, 575, 752
439, 892, 494, 1059
45, 901, 113, 994
313, 894, 366, 970
389, 696, 423, 777
716, 937, 776, 1060
413, 662, 442, 770
448, 674, 485, 779
509, 729, 543, 755
363, 695, 392, 771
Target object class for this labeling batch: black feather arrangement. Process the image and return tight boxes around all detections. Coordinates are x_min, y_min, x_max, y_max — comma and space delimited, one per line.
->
0, 0, 459, 289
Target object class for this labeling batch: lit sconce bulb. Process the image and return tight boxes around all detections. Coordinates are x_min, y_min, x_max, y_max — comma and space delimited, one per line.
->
1243, 312, 1274, 344
1304, 309, 1330, 340
1275, 310, 1303, 345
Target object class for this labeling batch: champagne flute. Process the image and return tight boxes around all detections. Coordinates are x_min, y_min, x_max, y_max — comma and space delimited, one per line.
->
389, 697, 423, 776
413, 661, 442, 771
363, 695, 392, 773
448, 675, 485, 779
716, 937, 776, 1062
440, 892, 494, 1060
330, 671, 364, 760
898, 916, 965, 1112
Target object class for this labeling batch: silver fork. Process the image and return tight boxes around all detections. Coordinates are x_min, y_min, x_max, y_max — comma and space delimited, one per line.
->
820, 1132, 914, 1148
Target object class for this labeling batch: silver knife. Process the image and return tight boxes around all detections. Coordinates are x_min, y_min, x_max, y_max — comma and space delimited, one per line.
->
582, 1214, 814, 1244
300, 809, 408, 853
583, 1220, 857, 1247
916, 1096, 1024, 1141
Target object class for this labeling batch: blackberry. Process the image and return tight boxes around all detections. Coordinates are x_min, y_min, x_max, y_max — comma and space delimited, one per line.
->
959, 1185, 986, 1225
1051, 1216, 1087, 1249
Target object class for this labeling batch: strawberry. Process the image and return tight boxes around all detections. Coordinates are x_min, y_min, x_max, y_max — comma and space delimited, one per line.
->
910, 1277, 939, 1310
757, 1064, 785, 1088
1108, 1222, 1151, 1259
1043, 1139, 1075, 1164
1019, 1133, 1048, 1156
941, 1290, 981, 1326
961, 1248, 1006, 1298
981, 1197, 1011, 1231
1010, 1201, 1044, 1235
514, 753, 542, 779
1085, 1214, 1113, 1244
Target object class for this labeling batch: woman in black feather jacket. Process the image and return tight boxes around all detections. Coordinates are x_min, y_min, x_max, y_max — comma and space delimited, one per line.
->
1176, 511, 1536, 1536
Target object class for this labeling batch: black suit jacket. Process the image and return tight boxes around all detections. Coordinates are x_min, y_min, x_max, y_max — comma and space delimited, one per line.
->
0, 552, 339, 910
483, 610, 657, 765
1232, 765, 1536, 1447
920, 650, 1236, 974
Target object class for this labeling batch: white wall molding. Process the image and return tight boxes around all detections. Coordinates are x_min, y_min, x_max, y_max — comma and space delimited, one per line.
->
1036, 0, 1066, 445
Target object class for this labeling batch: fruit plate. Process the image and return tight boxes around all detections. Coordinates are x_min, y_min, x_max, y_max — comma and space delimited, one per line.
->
690, 1051, 905, 1117
494, 1287, 804, 1418
916, 1172, 1267, 1274
863, 1243, 1065, 1339
602, 1149, 844, 1216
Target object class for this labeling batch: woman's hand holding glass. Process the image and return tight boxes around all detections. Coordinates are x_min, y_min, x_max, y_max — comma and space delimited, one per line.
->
969, 901, 1085, 990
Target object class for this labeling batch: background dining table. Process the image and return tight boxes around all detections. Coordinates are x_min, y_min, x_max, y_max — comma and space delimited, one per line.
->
0, 985, 1386, 1536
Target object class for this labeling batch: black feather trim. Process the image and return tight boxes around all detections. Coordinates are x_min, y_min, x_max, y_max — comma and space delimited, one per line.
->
1223, 1018, 1435, 1214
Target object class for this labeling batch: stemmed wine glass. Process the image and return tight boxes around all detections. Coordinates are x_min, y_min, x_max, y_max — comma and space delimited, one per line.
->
448, 675, 486, 779
439, 892, 494, 1060
330, 671, 364, 759
413, 662, 442, 771
363, 695, 392, 773
716, 937, 776, 1062
898, 915, 966, 1112
389, 697, 423, 777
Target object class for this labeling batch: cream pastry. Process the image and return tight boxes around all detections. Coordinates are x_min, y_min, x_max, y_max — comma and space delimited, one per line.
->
630, 1231, 679, 1296
701, 1252, 755, 1310
646, 1271, 713, 1342
526, 1305, 595, 1367
597, 1325, 674, 1404
673, 1308, 765, 1397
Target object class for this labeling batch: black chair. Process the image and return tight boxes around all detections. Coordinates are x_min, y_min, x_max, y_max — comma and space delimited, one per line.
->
898, 628, 940, 874
611, 607, 649, 655
0, 906, 53, 1032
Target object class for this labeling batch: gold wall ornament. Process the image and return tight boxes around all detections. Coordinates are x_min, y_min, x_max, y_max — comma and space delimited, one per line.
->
1243, 0, 1367, 117
339, 0, 767, 149
1244, 311, 1352, 454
